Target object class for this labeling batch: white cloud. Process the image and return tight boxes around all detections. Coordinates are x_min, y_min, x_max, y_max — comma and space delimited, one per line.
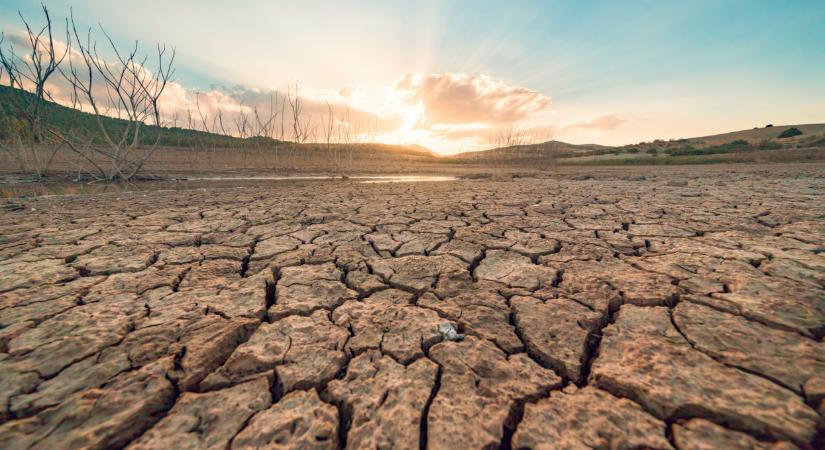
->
563, 114, 626, 131
395, 72, 551, 126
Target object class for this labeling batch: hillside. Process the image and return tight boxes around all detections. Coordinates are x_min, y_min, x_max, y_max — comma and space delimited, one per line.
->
448, 124, 825, 165
0, 85, 274, 148
0, 85, 435, 160
683, 124, 825, 147
403, 144, 439, 157
450, 140, 608, 161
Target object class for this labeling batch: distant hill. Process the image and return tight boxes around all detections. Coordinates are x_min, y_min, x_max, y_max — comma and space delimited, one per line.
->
676, 124, 825, 147
404, 144, 439, 157
448, 123, 825, 165
450, 140, 608, 161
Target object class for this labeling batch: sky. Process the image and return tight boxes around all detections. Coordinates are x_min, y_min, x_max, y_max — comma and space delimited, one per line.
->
2, 0, 824, 154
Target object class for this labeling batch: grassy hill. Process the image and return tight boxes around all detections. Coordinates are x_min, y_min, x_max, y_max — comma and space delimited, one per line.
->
0, 85, 275, 148
0, 85, 436, 160
449, 140, 608, 162
448, 124, 825, 166
683, 124, 825, 147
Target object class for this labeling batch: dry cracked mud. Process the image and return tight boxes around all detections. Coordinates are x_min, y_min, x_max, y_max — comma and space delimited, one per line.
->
1, 166, 824, 449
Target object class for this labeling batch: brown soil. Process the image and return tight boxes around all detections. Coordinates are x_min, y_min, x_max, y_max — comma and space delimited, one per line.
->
1, 164, 823, 449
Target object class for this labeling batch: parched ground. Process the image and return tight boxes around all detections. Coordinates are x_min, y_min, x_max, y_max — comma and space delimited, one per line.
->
1, 165, 824, 449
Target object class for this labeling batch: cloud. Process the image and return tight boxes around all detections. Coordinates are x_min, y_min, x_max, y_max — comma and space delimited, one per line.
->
338, 85, 366, 99
563, 114, 626, 131
395, 72, 551, 126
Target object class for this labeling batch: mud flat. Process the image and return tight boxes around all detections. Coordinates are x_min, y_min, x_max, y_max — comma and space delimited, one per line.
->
1, 164, 824, 449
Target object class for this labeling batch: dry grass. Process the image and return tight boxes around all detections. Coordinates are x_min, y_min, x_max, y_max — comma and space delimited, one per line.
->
686, 124, 825, 146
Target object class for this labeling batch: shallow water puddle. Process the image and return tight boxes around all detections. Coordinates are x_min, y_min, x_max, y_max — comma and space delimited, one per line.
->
0, 175, 457, 198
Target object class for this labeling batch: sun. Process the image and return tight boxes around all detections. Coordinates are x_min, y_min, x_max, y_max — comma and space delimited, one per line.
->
387, 100, 426, 144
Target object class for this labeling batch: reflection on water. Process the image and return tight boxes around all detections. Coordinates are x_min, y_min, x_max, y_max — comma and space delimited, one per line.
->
357, 175, 456, 183
189, 175, 458, 183
0, 175, 457, 198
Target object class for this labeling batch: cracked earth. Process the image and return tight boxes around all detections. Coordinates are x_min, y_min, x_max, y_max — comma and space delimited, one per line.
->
1, 167, 824, 449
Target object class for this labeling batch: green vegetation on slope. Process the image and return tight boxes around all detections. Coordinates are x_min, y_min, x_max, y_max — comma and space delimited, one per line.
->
662, 139, 750, 157
558, 147, 824, 166
778, 127, 803, 139
0, 85, 279, 148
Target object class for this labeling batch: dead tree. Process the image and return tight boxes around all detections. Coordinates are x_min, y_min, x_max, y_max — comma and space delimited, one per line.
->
338, 107, 353, 171
252, 93, 277, 139
303, 114, 315, 144
250, 92, 278, 168
60, 11, 176, 181
287, 83, 303, 144
322, 101, 338, 171
233, 100, 250, 166
276, 91, 286, 166
0, 5, 70, 178
349, 115, 362, 168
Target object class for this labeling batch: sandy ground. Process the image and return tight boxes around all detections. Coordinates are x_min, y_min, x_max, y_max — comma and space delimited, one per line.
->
1, 164, 824, 449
